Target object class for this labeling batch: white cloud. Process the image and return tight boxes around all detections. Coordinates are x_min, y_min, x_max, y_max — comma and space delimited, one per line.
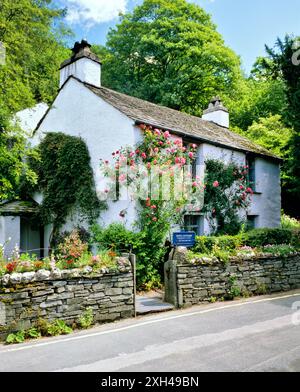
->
64, 0, 128, 26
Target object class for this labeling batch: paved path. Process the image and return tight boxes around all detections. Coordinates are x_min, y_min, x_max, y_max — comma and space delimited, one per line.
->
136, 295, 174, 315
1, 290, 300, 372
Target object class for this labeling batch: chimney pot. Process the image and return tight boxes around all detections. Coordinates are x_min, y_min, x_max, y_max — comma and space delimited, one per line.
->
202, 96, 229, 128
59, 40, 101, 88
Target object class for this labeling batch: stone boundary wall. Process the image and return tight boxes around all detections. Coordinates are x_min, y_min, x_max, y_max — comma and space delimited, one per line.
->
0, 256, 135, 340
164, 248, 300, 308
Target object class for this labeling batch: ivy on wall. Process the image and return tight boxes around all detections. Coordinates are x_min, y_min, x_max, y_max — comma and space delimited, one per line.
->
32, 133, 106, 246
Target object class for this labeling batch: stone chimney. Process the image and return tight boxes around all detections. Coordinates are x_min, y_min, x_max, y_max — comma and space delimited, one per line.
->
59, 40, 101, 88
202, 96, 229, 128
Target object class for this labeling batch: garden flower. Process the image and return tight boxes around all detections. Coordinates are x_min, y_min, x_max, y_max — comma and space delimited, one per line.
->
192, 144, 197, 149
153, 159, 158, 165
130, 152, 135, 157
119, 174, 126, 182
163, 131, 170, 139
188, 152, 194, 159
181, 157, 186, 165
152, 217, 158, 222
192, 182, 198, 187
154, 147, 159, 154
147, 162, 151, 169
154, 129, 161, 136
213, 181, 219, 188
151, 205, 157, 209
240, 185, 244, 190
141, 152, 147, 159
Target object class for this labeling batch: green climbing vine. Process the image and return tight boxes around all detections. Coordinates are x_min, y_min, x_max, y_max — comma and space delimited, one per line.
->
32, 133, 106, 245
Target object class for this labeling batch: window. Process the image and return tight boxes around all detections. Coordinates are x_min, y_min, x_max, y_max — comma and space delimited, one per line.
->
247, 215, 258, 230
184, 215, 204, 235
247, 155, 256, 191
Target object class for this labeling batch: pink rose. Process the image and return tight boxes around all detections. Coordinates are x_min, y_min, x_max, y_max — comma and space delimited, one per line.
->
163, 131, 170, 139
213, 181, 219, 188
192, 144, 197, 149
141, 152, 147, 159
181, 157, 186, 165
154, 147, 159, 154
188, 152, 194, 159
119, 174, 126, 182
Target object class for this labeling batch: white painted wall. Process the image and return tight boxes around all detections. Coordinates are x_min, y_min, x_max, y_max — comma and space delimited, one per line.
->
248, 157, 281, 228
33, 77, 141, 244
60, 58, 101, 88
15, 103, 49, 134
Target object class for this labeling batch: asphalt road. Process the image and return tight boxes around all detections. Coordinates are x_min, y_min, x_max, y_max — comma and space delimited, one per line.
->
1, 290, 300, 372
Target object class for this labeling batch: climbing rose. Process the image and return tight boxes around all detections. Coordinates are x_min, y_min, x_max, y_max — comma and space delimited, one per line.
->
188, 152, 194, 159
163, 131, 170, 139
213, 181, 219, 188
141, 152, 147, 159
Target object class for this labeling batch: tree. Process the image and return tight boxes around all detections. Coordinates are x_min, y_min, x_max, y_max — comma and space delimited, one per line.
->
100, 0, 243, 116
254, 35, 300, 216
0, 0, 72, 203
0, 126, 38, 202
0, 0, 72, 118
246, 115, 292, 158
226, 78, 287, 132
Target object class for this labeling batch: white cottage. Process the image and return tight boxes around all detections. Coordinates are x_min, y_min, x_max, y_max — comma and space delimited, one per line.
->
1, 40, 282, 256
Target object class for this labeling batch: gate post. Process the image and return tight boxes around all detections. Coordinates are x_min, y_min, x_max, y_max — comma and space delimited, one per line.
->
164, 259, 179, 308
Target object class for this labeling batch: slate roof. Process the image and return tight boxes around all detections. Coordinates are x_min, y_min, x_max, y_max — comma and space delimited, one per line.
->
35, 75, 281, 161
0, 200, 38, 216
84, 82, 281, 161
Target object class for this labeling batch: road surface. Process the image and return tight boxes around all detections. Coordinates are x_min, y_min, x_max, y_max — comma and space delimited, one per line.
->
1, 290, 300, 372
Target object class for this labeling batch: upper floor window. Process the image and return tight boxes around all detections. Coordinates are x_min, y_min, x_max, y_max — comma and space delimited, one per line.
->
247, 155, 256, 192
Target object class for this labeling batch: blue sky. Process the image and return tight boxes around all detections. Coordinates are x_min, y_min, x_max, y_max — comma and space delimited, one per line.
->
57, 0, 300, 74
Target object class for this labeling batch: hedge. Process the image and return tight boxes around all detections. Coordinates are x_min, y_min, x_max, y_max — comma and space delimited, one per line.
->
193, 228, 300, 253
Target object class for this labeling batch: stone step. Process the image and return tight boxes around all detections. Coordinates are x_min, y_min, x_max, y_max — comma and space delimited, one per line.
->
136, 295, 175, 315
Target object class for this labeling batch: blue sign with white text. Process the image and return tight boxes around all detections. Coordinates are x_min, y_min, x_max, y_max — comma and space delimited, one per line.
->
173, 231, 196, 248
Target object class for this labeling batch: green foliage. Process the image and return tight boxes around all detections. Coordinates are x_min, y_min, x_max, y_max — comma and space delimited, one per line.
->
246, 115, 292, 158
243, 228, 297, 248
227, 78, 287, 132
281, 213, 300, 230
101, 0, 242, 116
25, 327, 41, 339
0, 0, 72, 118
91, 223, 135, 253
189, 228, 300, 264
6, 331, 25, 344
193, 235, 242, 254
0, 125, 39, 202
77, 308, 94, 329
227, 276, 241, 299
47, 320, 73, 336
254, 35, 300, 216
32, 133, 106, 245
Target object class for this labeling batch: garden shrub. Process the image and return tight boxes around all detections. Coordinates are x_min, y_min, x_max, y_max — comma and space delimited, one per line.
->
242, 228, 296, 247
193, 234, 242, 254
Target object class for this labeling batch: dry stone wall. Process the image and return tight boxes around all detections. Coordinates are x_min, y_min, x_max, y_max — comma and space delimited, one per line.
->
164, 248, 300, 308
0, 257, 135, 340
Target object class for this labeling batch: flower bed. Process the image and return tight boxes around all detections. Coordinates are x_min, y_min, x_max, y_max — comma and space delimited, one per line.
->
0, 231, 121, 278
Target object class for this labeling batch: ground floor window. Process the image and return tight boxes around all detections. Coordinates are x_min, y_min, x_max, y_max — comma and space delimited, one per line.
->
247, 215, 258, 230
184, 214, 204, 235
20, 217, 44, 258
